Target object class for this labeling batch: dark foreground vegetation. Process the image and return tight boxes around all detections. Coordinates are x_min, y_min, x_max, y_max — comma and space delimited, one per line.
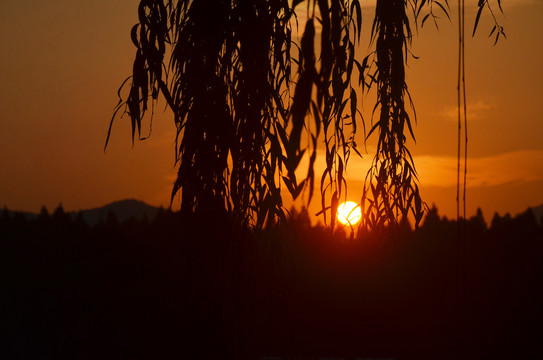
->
1, 206, 542, 359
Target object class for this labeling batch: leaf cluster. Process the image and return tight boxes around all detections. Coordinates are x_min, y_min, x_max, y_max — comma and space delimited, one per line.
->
107, 0, 506, 230
109, 0, 297, 228
473, 0, 506, 45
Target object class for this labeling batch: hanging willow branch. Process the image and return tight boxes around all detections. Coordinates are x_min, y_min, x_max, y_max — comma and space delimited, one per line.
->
107, 0, 505, 230
309, 0, 363, 229
358, 0, 504, 229
108, 0, 295, 228
359, 0, 439, 229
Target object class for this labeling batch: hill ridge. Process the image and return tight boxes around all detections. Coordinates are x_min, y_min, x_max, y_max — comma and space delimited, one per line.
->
4, 200, 542, 225
3, 199, 162, 225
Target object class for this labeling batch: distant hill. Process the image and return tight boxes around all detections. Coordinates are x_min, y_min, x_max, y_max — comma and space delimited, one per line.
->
4, 199, 162, 226
74, 199, 161, 225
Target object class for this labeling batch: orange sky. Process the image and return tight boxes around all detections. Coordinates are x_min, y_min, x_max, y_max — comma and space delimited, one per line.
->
1, 0, 542, 224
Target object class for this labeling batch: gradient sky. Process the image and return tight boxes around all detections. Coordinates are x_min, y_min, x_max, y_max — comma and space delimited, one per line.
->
1, 0, 542, 224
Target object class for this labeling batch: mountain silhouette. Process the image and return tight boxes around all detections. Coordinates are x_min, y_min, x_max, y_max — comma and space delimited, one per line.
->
4, 199, 161, 225
74, 199, 160, 225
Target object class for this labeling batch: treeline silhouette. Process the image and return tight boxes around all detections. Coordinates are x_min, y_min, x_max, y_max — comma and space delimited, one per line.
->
1, 205, 542, 359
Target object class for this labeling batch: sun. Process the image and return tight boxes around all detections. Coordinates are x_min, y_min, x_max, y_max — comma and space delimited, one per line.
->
337, 201, 362, 226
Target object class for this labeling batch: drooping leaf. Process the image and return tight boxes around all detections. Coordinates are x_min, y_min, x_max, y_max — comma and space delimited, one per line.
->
350, 0, 362, 42
473, 5, 484, 37
435, 2, 451, 21
331, 190, 338, 229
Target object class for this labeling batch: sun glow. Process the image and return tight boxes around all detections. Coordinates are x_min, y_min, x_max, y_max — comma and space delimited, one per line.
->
337, 201, 362, 226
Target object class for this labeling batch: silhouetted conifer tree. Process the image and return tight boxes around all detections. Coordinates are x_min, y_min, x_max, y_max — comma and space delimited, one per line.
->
468, 207, 487, 235
38, 206, 50, 222
52, 203, 71, 225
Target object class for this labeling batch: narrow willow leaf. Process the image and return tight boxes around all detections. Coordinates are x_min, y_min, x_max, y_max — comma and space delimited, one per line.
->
473, 5, 484, 37
331, 190, 338, 229
351, 0, 362, 41
350, 88, 357, 133
435, 2, 451, 21
338, 156, 344, 197
417, 0, 427, 19
494, 32, 500, 46
131, 24, 140, 47
489, 25, 496, 38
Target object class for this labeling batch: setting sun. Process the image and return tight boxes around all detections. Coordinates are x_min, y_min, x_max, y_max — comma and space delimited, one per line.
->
337, 201, 362, 226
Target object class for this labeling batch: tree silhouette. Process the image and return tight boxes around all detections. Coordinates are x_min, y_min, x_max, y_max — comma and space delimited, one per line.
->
38, 205, 50, 223
108, 0, 503, 229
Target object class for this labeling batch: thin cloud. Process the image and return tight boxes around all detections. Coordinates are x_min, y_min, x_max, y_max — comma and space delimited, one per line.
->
305, 149, 543, 189
415, 150, 543, 188
441, 100, 492, 121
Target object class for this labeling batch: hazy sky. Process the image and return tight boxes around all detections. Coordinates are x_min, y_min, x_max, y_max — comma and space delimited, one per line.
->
1, 0, 542, 223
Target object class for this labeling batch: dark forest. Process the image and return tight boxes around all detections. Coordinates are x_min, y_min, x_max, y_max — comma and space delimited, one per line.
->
2, 205, 541, 359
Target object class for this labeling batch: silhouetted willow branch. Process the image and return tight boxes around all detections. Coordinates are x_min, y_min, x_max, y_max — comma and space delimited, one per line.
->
358, 0, 424, 228
107, 0, 295, 228
107, 0, 504, 230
